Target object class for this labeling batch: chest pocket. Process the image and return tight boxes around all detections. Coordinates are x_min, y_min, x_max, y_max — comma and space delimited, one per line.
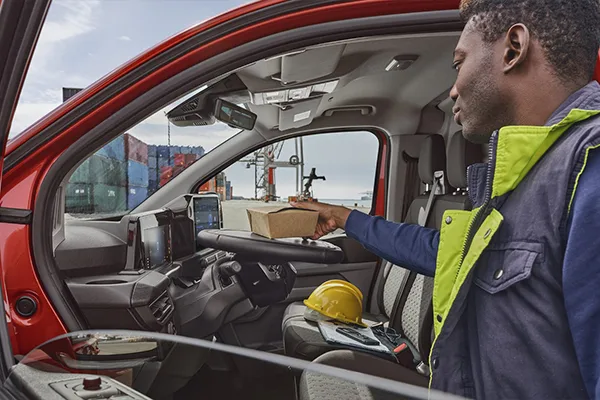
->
474, 241, 544, 294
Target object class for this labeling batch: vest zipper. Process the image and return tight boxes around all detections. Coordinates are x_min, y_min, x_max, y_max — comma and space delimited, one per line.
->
454, 131, 498, 280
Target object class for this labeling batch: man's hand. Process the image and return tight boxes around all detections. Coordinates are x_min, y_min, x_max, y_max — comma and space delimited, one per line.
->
290, 201, 352, 240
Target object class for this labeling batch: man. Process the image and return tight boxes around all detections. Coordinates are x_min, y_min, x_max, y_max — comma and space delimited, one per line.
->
293, 0, 600, 398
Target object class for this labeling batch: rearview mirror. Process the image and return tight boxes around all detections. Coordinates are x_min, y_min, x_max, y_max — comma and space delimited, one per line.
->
214, 99, 257, 131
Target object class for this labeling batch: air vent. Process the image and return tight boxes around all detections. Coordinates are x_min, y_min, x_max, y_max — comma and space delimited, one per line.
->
180, 100, 198, 113
149, 291, 174, 325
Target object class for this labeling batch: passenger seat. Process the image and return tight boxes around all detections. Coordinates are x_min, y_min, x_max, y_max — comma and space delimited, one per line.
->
298, 131, 483, 399
282, 134, 447, 362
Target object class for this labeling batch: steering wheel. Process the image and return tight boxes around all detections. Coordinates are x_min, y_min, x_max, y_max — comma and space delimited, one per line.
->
197, 230, 344, 264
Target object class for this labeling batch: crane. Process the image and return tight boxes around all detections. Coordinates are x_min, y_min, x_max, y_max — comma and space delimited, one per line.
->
239, 137, 305, 202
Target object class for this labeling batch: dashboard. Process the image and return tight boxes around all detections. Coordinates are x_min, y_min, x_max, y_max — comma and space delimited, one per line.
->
56, 193, 296, 340
125, 193, 222, 271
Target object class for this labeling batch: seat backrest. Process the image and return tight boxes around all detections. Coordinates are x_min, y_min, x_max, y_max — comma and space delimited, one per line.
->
379, 135, 446, 320
398, 131, 483, 364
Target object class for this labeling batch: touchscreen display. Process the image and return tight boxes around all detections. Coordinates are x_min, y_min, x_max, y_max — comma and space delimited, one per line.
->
194, 197, 220, 243
143, 225, 171, 268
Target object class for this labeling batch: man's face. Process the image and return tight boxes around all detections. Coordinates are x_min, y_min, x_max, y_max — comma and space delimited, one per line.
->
450, 22, 514, 144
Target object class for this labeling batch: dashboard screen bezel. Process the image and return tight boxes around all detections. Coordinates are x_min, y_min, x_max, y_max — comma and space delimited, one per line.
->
138, 210, 173, 269
191, 193, 223, 251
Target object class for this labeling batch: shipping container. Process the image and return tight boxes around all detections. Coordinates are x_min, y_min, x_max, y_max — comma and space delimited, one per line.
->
148, 155, 158, 171
65, 183, 94, 214
67, 184, 127, 214
170, 146, 182, 154
184, 154, 197, 166
69, 155, 126, 186
127, 160, 149, 187
148, 145, 157, 157
96, 135, 126, 161
216, 186, 226, 201
124, 133, 149, 164
226, 181, 232, 200
149, 179, 158, 193
157, 145, 170, 159
198, 177, 217, 193
180, 146, 192, 155
149, 167, 158, 183
127, 186, 148, 209
192, 146, 205, 157
157, 157, 171, 169
216, 172, 226, 187
93, 184, 127, 214
160, 166, 173, 187
174, 153, 186, 167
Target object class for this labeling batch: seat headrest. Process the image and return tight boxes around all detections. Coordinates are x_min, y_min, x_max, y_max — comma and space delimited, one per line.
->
418, 135, 446, 185
447, 131, 484, 188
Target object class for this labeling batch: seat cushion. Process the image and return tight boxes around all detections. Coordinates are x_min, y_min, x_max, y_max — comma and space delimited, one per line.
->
300, 372, 398, 400
299, 350, 428, 400
282, 302, 386, 361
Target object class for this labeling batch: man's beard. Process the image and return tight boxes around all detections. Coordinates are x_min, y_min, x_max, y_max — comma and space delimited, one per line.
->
461, 71, 513, 144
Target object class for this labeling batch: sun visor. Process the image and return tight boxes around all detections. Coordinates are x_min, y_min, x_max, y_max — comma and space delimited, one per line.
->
281, 45, 345, 84
278, 97, 322, 130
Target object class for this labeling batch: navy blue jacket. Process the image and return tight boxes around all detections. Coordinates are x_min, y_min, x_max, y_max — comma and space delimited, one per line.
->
346, 131, 600, 399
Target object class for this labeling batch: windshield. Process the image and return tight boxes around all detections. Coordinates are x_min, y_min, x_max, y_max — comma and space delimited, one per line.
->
9, 0, 252, 140
8, 330, 454, 400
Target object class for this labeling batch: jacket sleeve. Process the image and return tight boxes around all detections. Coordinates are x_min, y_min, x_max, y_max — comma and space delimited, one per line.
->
344, 210, 439, 277
563, 147, 600, 400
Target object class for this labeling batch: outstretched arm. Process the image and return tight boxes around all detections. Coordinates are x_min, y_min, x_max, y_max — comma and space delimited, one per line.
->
291, 202, 438, 277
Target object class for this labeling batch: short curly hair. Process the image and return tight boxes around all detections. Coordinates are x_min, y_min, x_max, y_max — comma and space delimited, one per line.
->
460, 0, 600, 84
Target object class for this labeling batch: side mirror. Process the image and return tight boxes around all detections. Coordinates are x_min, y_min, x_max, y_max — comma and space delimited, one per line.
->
214, 99, 257, 131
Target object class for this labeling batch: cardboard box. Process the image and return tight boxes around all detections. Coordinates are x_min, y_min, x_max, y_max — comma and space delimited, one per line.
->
246, 206, 319, 239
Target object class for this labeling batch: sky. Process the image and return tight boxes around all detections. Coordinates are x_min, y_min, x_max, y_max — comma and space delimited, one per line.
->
11, 0, 380, 201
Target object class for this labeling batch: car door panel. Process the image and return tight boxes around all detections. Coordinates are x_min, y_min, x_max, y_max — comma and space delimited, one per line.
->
0, 0, 51, 378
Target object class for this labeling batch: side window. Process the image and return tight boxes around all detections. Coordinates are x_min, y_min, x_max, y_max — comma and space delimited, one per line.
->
217, 131, 380, 232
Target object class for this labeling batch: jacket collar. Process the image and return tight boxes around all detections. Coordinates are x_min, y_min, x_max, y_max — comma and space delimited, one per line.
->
468, 81, 600, 205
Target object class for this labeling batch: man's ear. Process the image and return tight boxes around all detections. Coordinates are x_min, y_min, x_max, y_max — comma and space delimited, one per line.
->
503, 23, 530, 73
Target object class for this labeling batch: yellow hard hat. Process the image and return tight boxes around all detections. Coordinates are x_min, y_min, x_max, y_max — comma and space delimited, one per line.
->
304, 280, 367, 327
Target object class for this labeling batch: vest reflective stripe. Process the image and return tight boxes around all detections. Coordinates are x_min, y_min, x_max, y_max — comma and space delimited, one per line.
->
568, 142, 600, 213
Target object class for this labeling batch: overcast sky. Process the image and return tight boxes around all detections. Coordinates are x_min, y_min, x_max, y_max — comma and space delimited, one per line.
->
11, 0, 379, 201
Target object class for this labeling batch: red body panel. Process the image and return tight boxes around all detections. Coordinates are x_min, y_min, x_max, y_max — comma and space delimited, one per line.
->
0, 0, 491, 354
